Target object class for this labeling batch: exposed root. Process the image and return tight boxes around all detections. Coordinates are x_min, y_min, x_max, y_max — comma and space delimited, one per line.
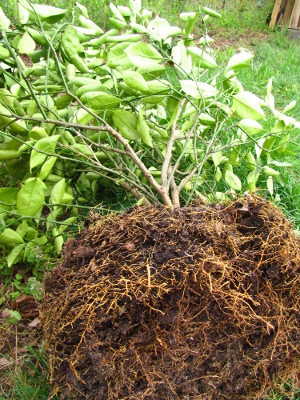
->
42, 196, 300, 399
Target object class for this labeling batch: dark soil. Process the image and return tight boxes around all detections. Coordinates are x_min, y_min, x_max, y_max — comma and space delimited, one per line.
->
42, 196, 300, 399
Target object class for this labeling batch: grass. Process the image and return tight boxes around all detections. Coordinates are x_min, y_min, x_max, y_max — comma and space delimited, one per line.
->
0, 0, 299, 398
0, 346, 53, 400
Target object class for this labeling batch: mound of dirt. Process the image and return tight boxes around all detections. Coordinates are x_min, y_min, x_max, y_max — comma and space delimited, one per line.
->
42, 196, 300, 399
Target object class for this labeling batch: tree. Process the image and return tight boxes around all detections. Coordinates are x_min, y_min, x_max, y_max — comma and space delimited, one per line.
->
0, 0, 298, 268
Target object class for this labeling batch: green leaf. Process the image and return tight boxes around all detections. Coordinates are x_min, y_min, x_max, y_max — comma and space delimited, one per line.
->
0, 6, 10, 30
225, 170, 241, 191
0, 188, 18, 211
125, 42, 163, 69
232, 92, 265, 121
62, 26, 83, 59
106, 42, 133, 69
110, 2, 126, 22
276, 134, 290, 153
269, 160, 292, 167
109, 17, 127, 30
212, 151, 223, 167
186, 47, 217, 69
50, 178, 66, 205
118, 5, 131, 17
30, 135, 60, 171
267, 176, 273, 196
38, 157, 57, 180
147, 16, 181, 42
72, 108, 94, 125
3, 309, 21, 325
145, 80, 171, 95
180, 12, 197, 37
112, 110, 139, 140
29, 126, 48, 140
263, 166, 280, 177
76, 2, 88, 18
202, 6, 222, 19
17, 32, 36, 54
18, 3, 30, 24
282, 100, 296, 114
58, 217, 77, 234
0, 229, 24, 246
0, 104, 27, 133
246, 152, 256, 171
53, 227, 64, 254
31, 4, 66, 23
180, 80, 218, 99
81, 91, 121, 110
0, 150, 20, 161
78, 15, 103, 34
199, 113, 215, 126
226, 52, 254, 71
17, 178, 45, 217
16, 221, 28, 238
122, 70, 149, 92
7, 244, 25, 268
238, 118, 263, 135
215, 167, 222, 182
71, 143, 93, 157
106, 34, 141, 43
0, 44, 10, 59
247, 170, 259, 192
137, 110, 153, 147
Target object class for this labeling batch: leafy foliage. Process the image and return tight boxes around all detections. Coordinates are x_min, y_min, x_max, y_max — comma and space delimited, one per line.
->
0, 0, 299, 274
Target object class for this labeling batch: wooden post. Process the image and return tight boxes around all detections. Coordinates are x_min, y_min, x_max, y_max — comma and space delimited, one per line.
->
289, 0, 300, 28
269, 0, 283, 29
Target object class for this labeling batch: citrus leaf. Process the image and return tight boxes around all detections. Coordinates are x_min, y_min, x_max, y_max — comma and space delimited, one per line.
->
17, 178, 45, 217
17, 32, 36, 54
0, 188, 18, 211
0, 6, 10, 30
263, 166, 280, 177
71, 143, 93, 157
122, 70, 149, 92
125, 42, 163, 69
30, 135, 60, 171
202, 6, 222, 18
186, 47, 217, 69
0, 229, 24, 246
31, 4, 66, 23
226, 52, 254, 71
137, 110, 153, 147
267, 176, 273, 196
50, 178, 66, 205
232, 92, 265, 120
7, 244, 25, 268
106, 42, 133, 69
81, 91, 121, 110
112, 110, 139, 140
38, 157, 57, 180
180, 80, 218, 99
225, 170, 241, 191
238, 118, 263, 135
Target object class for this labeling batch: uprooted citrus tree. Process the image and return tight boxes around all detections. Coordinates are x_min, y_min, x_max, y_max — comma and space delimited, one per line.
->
0, 1, 300, 399
0, 0, 299, 273
0, 0, 300, 400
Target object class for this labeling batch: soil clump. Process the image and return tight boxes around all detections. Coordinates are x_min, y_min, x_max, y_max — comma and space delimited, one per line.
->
42, 196, 300, 399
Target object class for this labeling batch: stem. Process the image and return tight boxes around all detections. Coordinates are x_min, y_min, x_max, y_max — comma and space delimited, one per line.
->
119, 181, 152, 206
161, 99, 186, 190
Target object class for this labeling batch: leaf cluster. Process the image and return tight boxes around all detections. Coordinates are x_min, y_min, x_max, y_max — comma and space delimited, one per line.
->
0, 0, 299, 273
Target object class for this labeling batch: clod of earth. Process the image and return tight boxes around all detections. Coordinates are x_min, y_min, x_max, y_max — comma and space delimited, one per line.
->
42, 196, 300, 399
